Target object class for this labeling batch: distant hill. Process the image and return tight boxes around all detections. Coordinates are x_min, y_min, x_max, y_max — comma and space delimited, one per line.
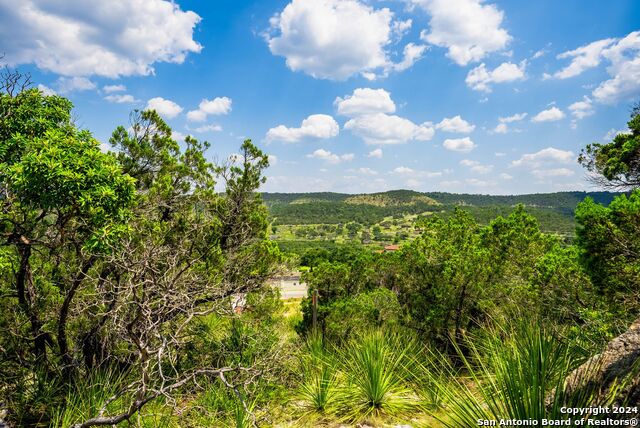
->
344, 190, 439, 207
262, 190, 624, 234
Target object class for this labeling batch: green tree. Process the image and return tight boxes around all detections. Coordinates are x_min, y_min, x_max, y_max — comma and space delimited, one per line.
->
0, 81, 280, 425
578, 104, 640, 190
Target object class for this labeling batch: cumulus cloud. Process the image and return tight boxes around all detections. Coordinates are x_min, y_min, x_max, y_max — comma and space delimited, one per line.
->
568, 96, 594, 120
435, 115, 475, 133
510, 147, 574, 167
307, 148, 354, 164
344, 113, 434, 145
103, 84, 126, 93
368, 148, 383, 158
499, 173, 513, 180
186, 97, 232, 122
37, 84, 56, 96
531, 168, 575, 178
492, 112, 527, 133
531, 106, 565, 123
460, 159, 493, 174
500, 112, 527, 123
393, 42, 428, 72
146, 97, 183, 119
391, 166, 442, 178
104, 94, 138, 104
55, 76, 96, 93
443, 137, 476, 153
548, 31, 640, 104
465, 61, 526, 92
592, 31, 640, 104
393, 166, 414, 174
267, 0, 405, 80
413, 0, 511, 66
0, 0, 202, 78
267, 114, 339, 143
334, 88, 396, 116
356, 167, 378, 175
191, 124, 223, 133
549, 38, 616, 79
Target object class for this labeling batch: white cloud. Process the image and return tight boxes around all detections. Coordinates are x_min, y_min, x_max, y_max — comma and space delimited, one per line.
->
568, 96, 594, 120
392, 166, 442, 178
551, 38, 616, 79
531, 168, 575, 178
511, 147, 574, 167
307, 148, 354, 164
460, 159, 492, 174
493, 123, 508, 134
603, 128, 629, 141
55, 76, 96, 93
532, 49, 546, 59
104, 94, 138, 104
393, 43, 428, 72
267, 114, 339, 143
146, 97, 183, 119
103, 84, 126, 93
499, 173, 512, 180
465, 61, 526, 92
465, 178, 493, 187
435, 115, 475, 133
267, 0, 398, 80
334, 88, 396, 116
592, 31, 640, 104
344, 113, 434, 145
531, 106, 565, 123
492, 112, 526, 133
495, 152, 507, 157
500, 112, 527, 123
268, 155, 278, 165
548, 32, 640, 104
171, 131, 188, 142
367, 148, 383, 158
392, 166, 414, 174
0, 0, 202, 78
186, 97, 232, 122
37, 84, 56, 96
192, 124, 223, 133
356, 167, 378, 175
443, 137, 476, 153
413, 0, 511, 66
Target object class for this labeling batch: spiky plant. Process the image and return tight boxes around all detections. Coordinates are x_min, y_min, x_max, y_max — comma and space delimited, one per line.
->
337, 330, 419, 421
426, 318, 625, 427
296, 331, 339, 415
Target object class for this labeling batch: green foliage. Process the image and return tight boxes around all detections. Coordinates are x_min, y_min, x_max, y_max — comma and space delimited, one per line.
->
336, 330, 419, 421
575, 190, 640, 324
579, 106, 640, 189
427, 318, 617, 427
296, 332, 339, 416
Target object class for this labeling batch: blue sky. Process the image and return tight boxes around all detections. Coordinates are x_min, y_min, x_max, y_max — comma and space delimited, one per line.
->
1, 0, 639, 194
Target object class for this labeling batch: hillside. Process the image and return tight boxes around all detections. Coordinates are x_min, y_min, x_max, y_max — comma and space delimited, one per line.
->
263, 190, 624, 253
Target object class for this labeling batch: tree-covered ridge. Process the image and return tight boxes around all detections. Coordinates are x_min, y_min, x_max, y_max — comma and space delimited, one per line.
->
263, 189, 622, 208
264, 189, 622, 236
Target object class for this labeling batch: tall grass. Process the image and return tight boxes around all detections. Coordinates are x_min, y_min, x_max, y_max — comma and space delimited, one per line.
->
426, 318, 622, 427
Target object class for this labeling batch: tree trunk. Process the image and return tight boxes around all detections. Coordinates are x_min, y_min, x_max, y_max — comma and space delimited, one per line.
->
563, 317, 640, 409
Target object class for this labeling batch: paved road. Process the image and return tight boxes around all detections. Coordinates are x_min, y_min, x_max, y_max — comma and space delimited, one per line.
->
278, 281, 308, 299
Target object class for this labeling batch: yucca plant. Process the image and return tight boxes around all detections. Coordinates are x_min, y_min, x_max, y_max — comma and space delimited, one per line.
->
296, 331, 340, 416
337, 329, 419, 421
426, 318, 624, 427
